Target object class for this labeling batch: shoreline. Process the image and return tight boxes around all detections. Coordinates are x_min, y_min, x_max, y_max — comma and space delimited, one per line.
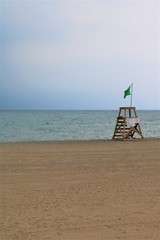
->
0, 137, 160, 144
0, 138, 159, 240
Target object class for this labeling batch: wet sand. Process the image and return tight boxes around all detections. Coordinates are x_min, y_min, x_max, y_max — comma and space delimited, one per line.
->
0, 139, 160, 240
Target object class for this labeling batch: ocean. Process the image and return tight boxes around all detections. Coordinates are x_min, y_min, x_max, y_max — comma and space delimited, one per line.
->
0, 110, 160, 142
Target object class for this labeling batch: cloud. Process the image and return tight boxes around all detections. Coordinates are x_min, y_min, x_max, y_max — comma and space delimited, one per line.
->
3, 0, 158, 65
1, 0, 159, 109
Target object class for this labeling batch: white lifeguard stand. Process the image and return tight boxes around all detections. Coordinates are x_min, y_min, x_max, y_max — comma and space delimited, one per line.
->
112, 107, 144, 140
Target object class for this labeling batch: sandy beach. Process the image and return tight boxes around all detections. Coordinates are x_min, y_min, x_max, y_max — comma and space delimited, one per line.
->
0, 139, 159, 240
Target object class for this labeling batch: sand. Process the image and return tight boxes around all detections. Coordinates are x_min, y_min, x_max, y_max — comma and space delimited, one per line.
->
0, 139, 160, 240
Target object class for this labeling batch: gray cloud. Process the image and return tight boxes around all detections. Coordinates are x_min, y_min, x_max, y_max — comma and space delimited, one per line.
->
1, 0, 159, 109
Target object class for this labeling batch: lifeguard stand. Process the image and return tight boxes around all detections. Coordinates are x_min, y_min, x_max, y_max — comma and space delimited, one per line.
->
112, 107, 144, 140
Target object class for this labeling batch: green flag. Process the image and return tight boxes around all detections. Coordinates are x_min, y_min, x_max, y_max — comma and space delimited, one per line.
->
124, 85, 131, 98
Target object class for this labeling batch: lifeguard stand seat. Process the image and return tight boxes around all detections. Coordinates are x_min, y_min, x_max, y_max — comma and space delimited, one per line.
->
112, 107, 144, 140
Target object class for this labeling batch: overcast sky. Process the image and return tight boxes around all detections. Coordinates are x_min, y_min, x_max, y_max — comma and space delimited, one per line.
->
1, 0, 159, 110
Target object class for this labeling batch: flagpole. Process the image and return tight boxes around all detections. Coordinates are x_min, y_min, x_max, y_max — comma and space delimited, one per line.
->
130, 83, 133, 107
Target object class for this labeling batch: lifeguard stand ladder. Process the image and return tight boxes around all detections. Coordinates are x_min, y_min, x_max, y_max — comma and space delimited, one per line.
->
112, 107, 144, 140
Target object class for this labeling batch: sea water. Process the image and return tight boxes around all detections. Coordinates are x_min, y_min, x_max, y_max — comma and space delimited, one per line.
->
0, 110, 160, 142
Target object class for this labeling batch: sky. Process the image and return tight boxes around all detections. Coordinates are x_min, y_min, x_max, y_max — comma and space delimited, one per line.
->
1, 0, 160, 110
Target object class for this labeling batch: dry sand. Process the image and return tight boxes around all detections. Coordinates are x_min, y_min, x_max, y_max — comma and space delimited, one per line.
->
0, 139, 160, 240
